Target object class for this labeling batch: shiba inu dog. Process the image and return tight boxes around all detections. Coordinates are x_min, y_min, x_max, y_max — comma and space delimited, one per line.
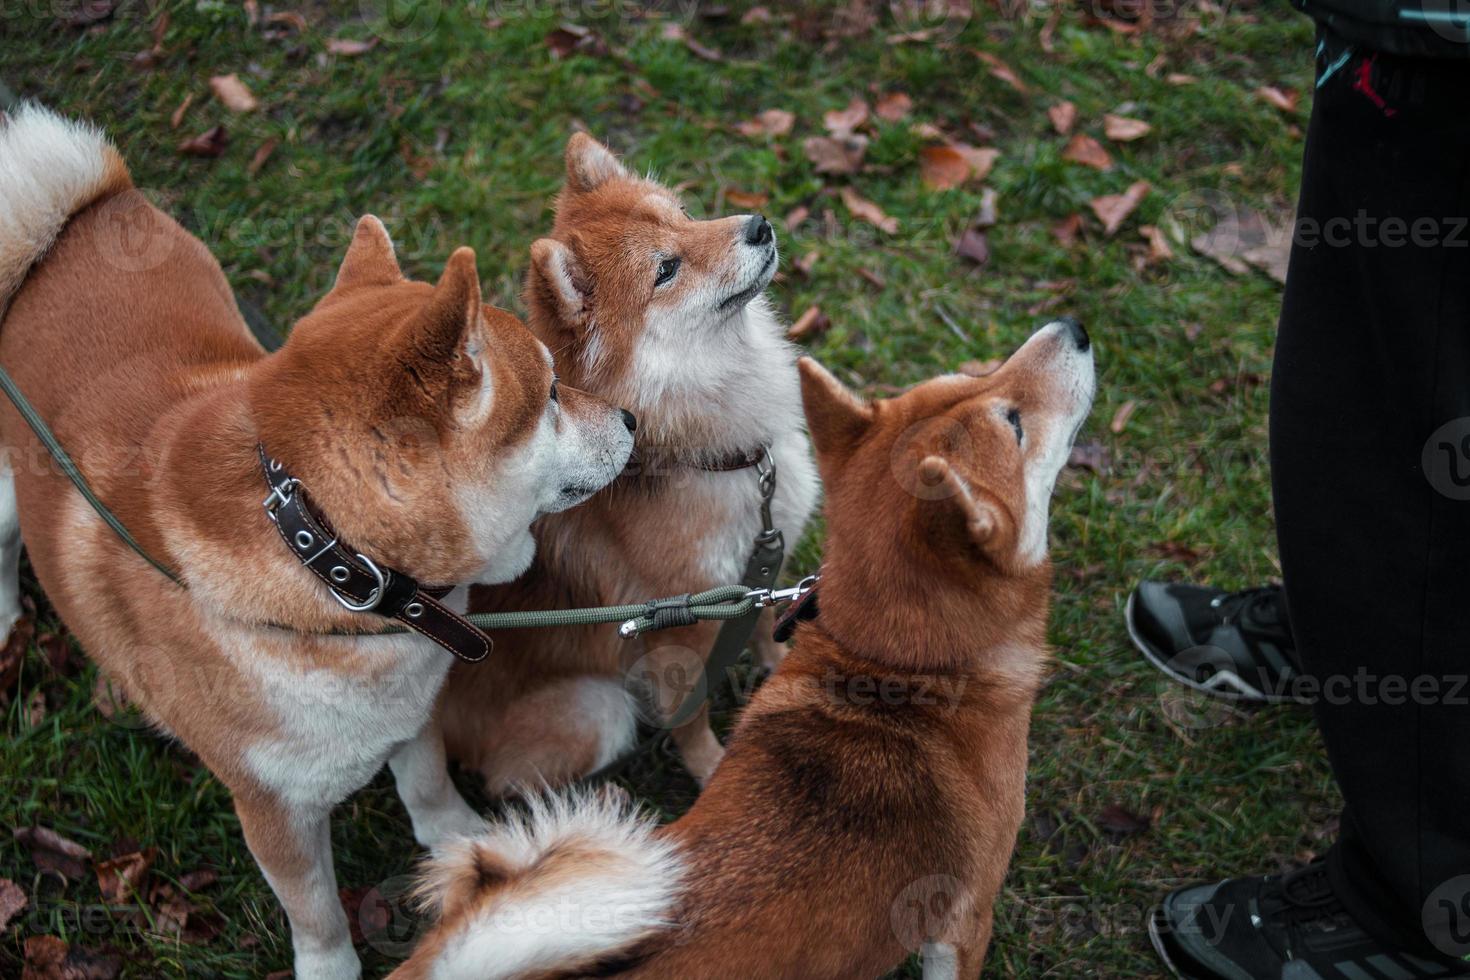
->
391, 319, 1096, 979
0, 105, 634, 980
438, 133, 818, 789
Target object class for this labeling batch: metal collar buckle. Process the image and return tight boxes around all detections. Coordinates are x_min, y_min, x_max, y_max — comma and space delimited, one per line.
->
262, 478, 300, 522
332, 553, 386, 612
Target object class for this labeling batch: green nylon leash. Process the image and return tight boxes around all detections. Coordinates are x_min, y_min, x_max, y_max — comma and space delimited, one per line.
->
0, 338, 762, 636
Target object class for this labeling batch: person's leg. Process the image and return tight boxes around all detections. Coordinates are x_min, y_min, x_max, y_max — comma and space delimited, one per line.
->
1270, 41, 1470, 960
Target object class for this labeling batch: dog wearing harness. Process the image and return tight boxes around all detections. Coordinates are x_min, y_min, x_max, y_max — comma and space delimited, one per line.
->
0, 105, 637, 980
439, 133, 818, 792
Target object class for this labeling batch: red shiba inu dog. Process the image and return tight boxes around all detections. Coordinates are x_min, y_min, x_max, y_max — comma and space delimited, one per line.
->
439, 134, 818, 789
0, 105, 634, 980
392, 319, 1096, 979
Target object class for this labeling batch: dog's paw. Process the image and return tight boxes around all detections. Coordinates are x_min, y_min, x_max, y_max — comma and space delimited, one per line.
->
413, 803, 490, 851
293, 943, 361, 980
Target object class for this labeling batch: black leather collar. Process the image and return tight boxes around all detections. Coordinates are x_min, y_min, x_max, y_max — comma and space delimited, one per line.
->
258, 446, 490, 663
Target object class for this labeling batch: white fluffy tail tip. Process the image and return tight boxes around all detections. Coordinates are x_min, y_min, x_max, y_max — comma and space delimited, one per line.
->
408, 791, 681, 979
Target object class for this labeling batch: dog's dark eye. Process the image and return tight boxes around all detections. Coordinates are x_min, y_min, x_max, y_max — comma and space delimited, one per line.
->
1005, 408, 1023, 443
655, 257, 681, 287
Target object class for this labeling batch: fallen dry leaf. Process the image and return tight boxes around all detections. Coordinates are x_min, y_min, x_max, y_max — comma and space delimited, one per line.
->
22, 935, 121, 980
723, 187, 769, 209
954, 227, 989, 265
1139, 224, 1173, 264
742, 5, 773, 24
1256, 85, 1298, 114
247, 138, 278, 178
919, 145, 970, 190
60, 0, 115, 28
15, 826, 92, 881
955, 144, 998, 182
208, 74, 258, 113
1068, 441, 1111, 474
1052, 213, 1084, 246
974, 187, 998, 228
840, 187, 898, 234
823, 98, 869, 136
661, 23, 723, 62
169, 93, 193, 129
1167, 72, 1197, 85
1089, 180, 1150, 236
326, 36, 377, 56
0, 878, 25, 930
0, 613, 33, 701
791, 249, 820, 277
803, 134, 867, 175
178, 868, 219, 893
736, 108, 795, 138
1061, 134, 1112, 171
874, 92, 912, 122
1103, 113, 1151, 141
1190, 207, 1292, 284
973, 51, 1028, 94
1098, 804, 1151, 836
177, 126, 228, 159
1149, 540, 1202, 564
95, 848, 156, 903
1110, 399, 1138, 434
787, 306, 830, 342
784, 205, 809, 230
546, 24, 604, 58
857, 267, 885, 290
264, 10, 307, 33
1048, 101, 1076, 135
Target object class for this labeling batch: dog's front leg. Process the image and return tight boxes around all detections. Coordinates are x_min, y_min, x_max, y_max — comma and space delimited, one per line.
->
0, 469, 24, 643
234, 792, 359, 980
636, 622, 725, 785
389, 717, 487, 849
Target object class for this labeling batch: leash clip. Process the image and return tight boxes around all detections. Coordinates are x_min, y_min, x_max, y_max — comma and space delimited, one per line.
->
747, 574, 820, 609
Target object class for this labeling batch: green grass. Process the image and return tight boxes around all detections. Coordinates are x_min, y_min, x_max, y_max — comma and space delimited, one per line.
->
0, 1, 1331, 976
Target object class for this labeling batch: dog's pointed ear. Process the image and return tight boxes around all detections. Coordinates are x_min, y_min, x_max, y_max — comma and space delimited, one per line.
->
333, 215, 402, 292
917, 455, 1009, 557
411, 246, 483, 365
528, 238, 590, 328
799, 357, 873, 463
565, 132, 630, 194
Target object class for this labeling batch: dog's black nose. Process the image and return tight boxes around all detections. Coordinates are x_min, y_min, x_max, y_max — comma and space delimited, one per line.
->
620, 409, 637, 432
1058, 316, 1089, 352
745, 214, 773, 247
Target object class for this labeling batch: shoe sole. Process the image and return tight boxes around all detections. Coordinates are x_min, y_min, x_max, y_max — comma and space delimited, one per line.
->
1148, 904, 1210, 980
1125, 592, 1299, 706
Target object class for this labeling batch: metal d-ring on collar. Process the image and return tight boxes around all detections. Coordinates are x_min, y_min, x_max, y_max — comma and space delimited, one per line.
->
257, 446, 491, 663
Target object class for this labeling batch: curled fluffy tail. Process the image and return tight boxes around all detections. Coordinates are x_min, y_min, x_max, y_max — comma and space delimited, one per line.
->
396, 792, 682, 980
0, 103, 130, 310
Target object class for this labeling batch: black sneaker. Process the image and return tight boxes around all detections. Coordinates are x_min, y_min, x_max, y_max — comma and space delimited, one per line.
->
1150, 862, 1469, 979
1126, 582, 1300, 704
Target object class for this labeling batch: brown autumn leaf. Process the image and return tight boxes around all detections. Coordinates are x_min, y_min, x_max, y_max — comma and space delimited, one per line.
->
247, 138, 278, 178
264, 10, 307, 34
1110, 399, 1137, 434
208, 74, 258, 113
723, 188, 769, 209
840, 187, 898, 234
1047, 101, 1076, 135
177, 125, 228, 159
1139, 224, 1173, 264
0, 878, 25, 930
23, 935, 120, 980
1052, 213, 1084, 246
1067, 441, 1111, 474
803, 134, 867, 175
1167, 72, 1197, 85
0, 613, 33, 701
742, 5, 773, 24
15, 826, 92, 881
178, 868, 219, 893
736, 108, 794, 138
784, 205, 809, 230
1148, 540, 1202, 564
787, 306, 830, 342
37, 628, 80, 676
973, 51, 1028, 94
1089, 180, 1150, 236
325, 36, 378, 56
823, 98, 870, 136
169, 93, 193, 129
1098, 803, 1151, 836
874, 91, 912, 122
857, 267, 886, 290
1191, 207, 1292, 284
95, 848, 156, 903
1103, 113, 1151, 141
1062, 134, 1112, 171
791, 250, 820, 277
954, 144, 998, 182
660, 23, 723, 62
919, 145, 970, 190
954, 227, 989, 265
1256, 85, 1298, 114
60, 0, 115, 28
